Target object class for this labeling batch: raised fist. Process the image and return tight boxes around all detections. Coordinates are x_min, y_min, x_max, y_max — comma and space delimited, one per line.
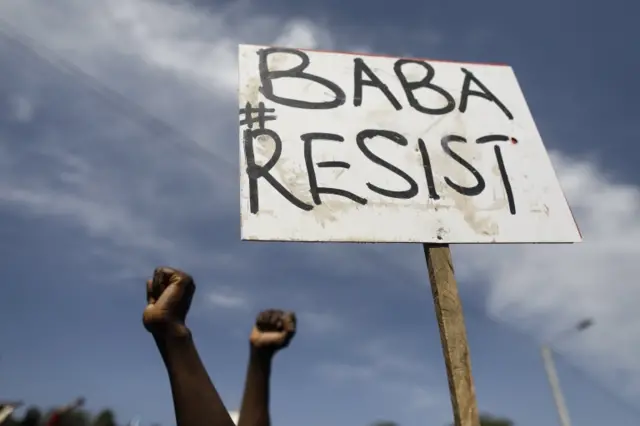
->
250, 309, 296, 355
143, 266, 195, 337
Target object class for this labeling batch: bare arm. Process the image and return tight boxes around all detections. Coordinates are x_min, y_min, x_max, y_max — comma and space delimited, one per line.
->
144, 267, 235, 426
238, 348, 272, 426
155, 329, 235, 426
237, 310, 296, 426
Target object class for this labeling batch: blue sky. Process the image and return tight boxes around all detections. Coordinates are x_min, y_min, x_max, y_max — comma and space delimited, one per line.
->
0, 1, 639, 426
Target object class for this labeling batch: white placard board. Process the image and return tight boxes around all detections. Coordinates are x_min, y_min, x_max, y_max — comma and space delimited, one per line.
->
238, 45, 581, 243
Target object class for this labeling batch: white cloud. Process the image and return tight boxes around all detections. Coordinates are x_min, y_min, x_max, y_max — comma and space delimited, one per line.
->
207, 290, 250, 310
316, 336, 444, 413
273, 20, 333, 49
0, 0, 340, 271
0, 0, 444, 422
316, 361, 441, 413
8, 95, 34, 122
456, 151, 640, 397
1, 0, 640, 413
316, 362, 377, 381
297, 311, 342, 334
297, 148, 640, 404
359, 339, 433, 377
317, 148, 640, 402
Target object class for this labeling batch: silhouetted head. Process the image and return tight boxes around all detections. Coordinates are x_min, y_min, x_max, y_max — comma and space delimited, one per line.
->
22, 408, 42, 426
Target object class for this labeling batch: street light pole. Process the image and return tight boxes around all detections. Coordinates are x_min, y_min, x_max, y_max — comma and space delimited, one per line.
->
541, 318, 594, 426
541, 345, 572, 426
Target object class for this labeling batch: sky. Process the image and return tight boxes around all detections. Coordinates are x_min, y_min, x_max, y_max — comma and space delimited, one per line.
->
0, 1, 639, 426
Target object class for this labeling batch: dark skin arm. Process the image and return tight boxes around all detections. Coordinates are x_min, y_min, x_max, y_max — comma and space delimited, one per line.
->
143, 267, 236, 426
238, 348, 272, 426
238, 310, 296, 426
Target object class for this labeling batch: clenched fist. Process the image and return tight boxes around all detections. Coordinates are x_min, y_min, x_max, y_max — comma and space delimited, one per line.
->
250, 309, 296, 355
143, 266, 195, 337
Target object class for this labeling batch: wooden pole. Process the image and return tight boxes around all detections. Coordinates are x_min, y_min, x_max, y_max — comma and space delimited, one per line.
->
423, 243, 480, 426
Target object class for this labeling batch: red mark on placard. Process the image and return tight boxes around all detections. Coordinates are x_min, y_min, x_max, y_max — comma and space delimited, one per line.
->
510, 137, 518, 144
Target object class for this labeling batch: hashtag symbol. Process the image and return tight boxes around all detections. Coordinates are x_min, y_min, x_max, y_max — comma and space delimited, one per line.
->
239, 102, 277, 129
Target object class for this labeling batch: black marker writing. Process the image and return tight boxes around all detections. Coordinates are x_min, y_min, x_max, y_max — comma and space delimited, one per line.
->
476, 134, 510, 144
257, 47, 346, 110
394, 59, 456, 115
317, 161, 351, 168
418, 138, 440, 200
353, 58, 402, 110
240, 103, 313, 213
474, 134, 516, 215
441, 134, 486, 196
243, 48, 520, 217
302, 132, 367, 206
239, 101, 277, 129
242, 126, 517, 214
494, 145, 515, 214
459, 68, 513, 120
256, 48, 512, 122
356, 129, 419, 200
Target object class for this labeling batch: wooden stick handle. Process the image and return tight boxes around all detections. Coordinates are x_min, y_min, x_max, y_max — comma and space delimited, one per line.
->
423, 243, 479, 426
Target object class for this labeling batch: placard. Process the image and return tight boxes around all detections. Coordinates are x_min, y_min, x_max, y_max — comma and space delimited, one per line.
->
238, 45, 581, 243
